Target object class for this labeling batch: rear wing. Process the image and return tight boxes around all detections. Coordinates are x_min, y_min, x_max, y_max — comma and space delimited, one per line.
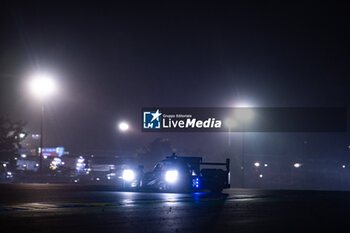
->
174, 155, 230, 172
200, 158, 230, 188
200, 158, 230, 172
166, 154, 231, 188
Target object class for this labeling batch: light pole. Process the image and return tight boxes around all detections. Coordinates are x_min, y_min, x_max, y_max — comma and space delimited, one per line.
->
225, 118, 237, 147
39, 102, 43, 172
29, 73, 56, 173
241, 129, 245, 187
225, 104, 255, 188
118, 121, 130, 155
235, 106, 254, 188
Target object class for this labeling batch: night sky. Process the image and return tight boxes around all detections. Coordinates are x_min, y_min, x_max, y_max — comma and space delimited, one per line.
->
1, 2, 350, 160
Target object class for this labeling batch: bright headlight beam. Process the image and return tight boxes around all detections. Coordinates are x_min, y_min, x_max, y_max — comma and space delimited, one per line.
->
165, 170, 178, 183
122, 169, 135, 181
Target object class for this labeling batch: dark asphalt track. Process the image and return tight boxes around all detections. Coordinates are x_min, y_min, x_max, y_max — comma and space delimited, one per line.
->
0, 184, 350, 233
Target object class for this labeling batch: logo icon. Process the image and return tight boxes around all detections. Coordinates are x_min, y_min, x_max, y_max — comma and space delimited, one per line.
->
143, 109, 162, 129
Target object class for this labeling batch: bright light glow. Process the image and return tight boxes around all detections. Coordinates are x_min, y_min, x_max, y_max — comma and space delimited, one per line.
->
50, 159, 59, 170
52, 157, 61, 164
29, 73, 56, 98
35, 163, 39, 167
235, 101, 254, 108
165, 170, 178, 183
21, 154, 27, 158
122, 169, 135, 181
264, 163, 268, 167
259, 174, 263, 178
235, 108, 254, 123
3, 164, 6, 167
119, 122, 129, 131
225, 118, 238, 129
76, 156, 86, 171
19, 133, 26, 139
294, 163, 302, 168
32, 134, 40, 139
254, 162, 260, 167
342, 165, 346, 169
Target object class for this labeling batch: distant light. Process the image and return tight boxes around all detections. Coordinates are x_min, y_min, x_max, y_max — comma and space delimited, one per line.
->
342, 165, 346, 169
119, 122, 129, 132
43, 155, 48, 159
96, 177, 100, 181
107, 176, 111, 180
32, 134, 40, 140
23, 164, 27, 167
19, 133, 26, 139
259, 174, 263, 178
294, 163, 302, 168
61, 162, 65, 165
76, 157, 86, 171
7, 172, 12, 176
52, 157, 61, 164
21, 154, 27, 158
235, 101, 254, 108
36, 163, 39, 167
264, 163, 268, 167
3, 164, 6, 167
29, 73, 56, 98
254, 162, 260, 167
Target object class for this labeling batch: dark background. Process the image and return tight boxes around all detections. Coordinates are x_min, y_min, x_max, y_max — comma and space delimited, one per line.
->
1, 1, 350, 166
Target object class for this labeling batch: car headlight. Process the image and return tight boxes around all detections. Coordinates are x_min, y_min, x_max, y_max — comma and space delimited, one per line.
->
165, 170, 178, 183
122, 169, 135, 181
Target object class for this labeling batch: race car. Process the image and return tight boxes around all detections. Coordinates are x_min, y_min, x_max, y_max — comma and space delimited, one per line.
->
120, 153, 230, 192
